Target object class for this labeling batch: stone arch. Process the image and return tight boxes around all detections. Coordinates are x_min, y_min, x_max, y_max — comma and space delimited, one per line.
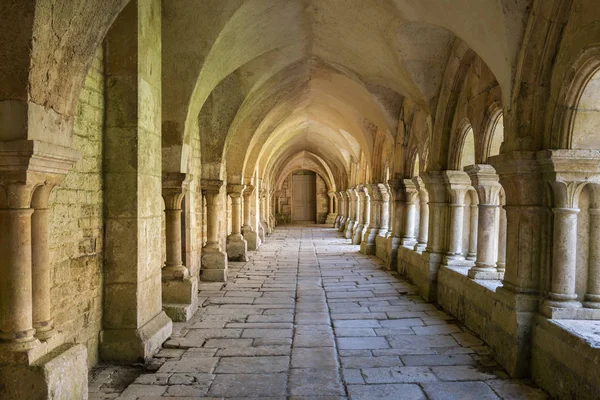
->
448, 119, 475, 170
481, 104, 505, 162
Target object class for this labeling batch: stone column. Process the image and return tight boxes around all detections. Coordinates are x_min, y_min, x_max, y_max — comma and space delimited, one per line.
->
496, 203, 507, 271
402, 179, 419, 248
30, 184, 57, 341
326, 191, 337, 225
378, 184, 390, 237
413, 177, 429, 253
259, 188, 267, 239
345, 188, 357, 238
386, 179, 403, 269
466, 165, 502, 279
242, 185, 261, 250
543, 180, 582, 309
161, 173, 197, 322
101, 0, 172, 361
0, 183, 38, 352
201, 179, 228, 282
443, 171, 471, 264
467, 203, 478, 260
360, 185, 378, 253
340, 191, 349, 232
352, 186, 364, 244
227, 185, 248, 261
335, 192, 343, 229
585, 208, 600, 308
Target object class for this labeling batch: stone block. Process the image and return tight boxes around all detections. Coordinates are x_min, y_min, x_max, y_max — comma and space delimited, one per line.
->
100, 311, 172, 361
243, 229, 261, 250
0, 344, 88, 400
226, 238, 248, 261
201, 251, 228, 282
162, 276, 199, 322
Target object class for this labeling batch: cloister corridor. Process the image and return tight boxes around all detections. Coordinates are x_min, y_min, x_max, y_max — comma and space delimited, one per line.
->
89, 225, 547, 400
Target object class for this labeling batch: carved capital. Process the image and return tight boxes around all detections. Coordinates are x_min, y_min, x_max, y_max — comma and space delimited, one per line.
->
201, 179, 223, 195
227, 184, 245, 197
465, 164, 501, 205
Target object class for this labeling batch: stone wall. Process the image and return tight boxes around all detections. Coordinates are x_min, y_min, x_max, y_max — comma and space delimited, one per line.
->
49, 48, 104, 367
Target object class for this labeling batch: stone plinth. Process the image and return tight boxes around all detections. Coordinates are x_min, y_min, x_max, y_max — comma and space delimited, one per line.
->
201, 251, 228, 282
162, 276, 198, 322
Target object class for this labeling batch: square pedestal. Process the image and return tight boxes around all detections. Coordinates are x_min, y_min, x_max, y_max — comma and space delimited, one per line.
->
243, 229, 261, 250
163, 276, 199, 322
227, 238, 248, 261
201, 251, 228, 282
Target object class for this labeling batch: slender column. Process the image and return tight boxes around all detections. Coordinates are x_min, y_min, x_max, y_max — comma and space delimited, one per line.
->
0, 183, 38, 351
378, 184, 390, 237
326, 190, 337, 225
386, 179, 403, 270
162, 179, 188, 280
242, 185, 261, 250
201, 179, 228, 282
402, 180, 418, 247
31, 184, 57, 340
585, 208, 600, 308
361, 183, 380, 254
414, 177, 429, 252
344, 189, 356, 238
545, 205, 581, 308
467, 203, 478, 260
444, 171, 471, 263
351, 186, 364, 244
227, 184, 248, 261
496, 203, 506, 271
466, 165, 502, 278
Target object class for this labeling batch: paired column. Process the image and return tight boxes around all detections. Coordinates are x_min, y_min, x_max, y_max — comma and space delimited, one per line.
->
326, 191, 337, 225
402, 179, 419, 248
201, 179, 228, 282
162, 173, 197, 322
466, 165, 502, 279
226, 185, 248, 261
413, 177, 429, 253
344, 188, 357, 238
0, 182, 39, 353
351, 186, 364, 244
378, 184, 390, 237
242, 185, 261, 250
361, 183, 384, 255
443, 171, 471, 264
386, 179, 403, 270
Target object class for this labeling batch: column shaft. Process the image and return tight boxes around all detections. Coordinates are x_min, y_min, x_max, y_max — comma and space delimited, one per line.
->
467, 204, 478, 260
31, 207, 54, 340
585, 209, 600, 308
447, 204, 465, 258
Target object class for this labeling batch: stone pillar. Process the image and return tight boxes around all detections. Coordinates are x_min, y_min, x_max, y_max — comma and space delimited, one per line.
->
259, 188, 268, 239
227, 185, 248, 262
413, 177, 429, 253
543, 181, 582, 309
585, 208, 600, 308
378, 184, 390, 237
360, 185, 378, 253
161, 173, 198, 322
101, 0, 172, 362
30, 184, 57, 341
326, 191, 337, 225
352, 186, 364, 244
467, 203, 478, 260
201, 179, 228, 282
345, 188, 357, 238
443, 171, 471, 264
386, 179, 403, 269
496, 203, 507, 271
242, 185, 261, 250
466, 165, 502, 279
335, 192, 343, 229
0, 183, 38, 352
340, 191, 350, 232
402, 179, 419, 248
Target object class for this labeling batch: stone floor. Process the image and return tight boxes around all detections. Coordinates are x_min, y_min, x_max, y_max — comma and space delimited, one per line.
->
89, 225, 548, 399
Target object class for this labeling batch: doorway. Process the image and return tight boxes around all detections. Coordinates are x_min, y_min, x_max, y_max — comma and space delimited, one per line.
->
292, 171, 316, 222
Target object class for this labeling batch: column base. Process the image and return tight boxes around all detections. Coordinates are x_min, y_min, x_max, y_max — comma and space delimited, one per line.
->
344, 220, 355, 238
100, 311, 172, 362
0, 344, 88, 400
258, 224, 266, 241
352, 223, 363, 244
162, 276, 198, 322
414, 242, 427, 254
227, 237, 248, 261
386, 236, 401, 270
326, 213, 337, 225
201, 250, 228, 282
468, 265, 504, 280
360, 228, 378, 255
443, 253, 466, 264
242, 229, 261, 250
401, 237, 417, 248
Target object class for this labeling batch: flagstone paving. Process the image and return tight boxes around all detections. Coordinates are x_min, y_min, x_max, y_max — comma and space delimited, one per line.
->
89, 225, 548, 399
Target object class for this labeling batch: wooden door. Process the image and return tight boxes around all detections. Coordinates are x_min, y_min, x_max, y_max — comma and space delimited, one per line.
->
292, 173, 316, 221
